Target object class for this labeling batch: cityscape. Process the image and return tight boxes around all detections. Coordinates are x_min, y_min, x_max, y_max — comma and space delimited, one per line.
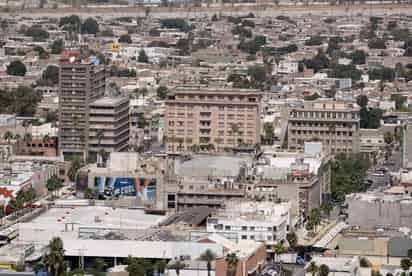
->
0, 1, 412, 276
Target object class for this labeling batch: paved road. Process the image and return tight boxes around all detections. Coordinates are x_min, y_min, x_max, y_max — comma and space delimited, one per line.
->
3, 3, 412, 18
366, 149, 402, 192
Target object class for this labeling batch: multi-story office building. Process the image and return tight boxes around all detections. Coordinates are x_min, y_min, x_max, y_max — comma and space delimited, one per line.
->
165, 86, 262, 152
88, 97, 130, 158
287, 100, 360, 153
58, 50, 106, 160
206, 201, 291, 250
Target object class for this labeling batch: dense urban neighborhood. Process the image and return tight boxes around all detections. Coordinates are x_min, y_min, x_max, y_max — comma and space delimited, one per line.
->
0, 2, 412, 276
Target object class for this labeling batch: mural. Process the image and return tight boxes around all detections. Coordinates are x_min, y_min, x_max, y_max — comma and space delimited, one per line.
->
93, 176, 156, 201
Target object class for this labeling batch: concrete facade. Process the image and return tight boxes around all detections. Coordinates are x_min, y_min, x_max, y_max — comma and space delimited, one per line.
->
88, 97, 130, 156
165, 86, 262, 152
345, 193, 412, 229
58, 50, 106, 160
287, 100, 360, 153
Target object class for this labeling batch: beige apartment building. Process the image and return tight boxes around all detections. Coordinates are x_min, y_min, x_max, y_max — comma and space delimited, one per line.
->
165, 86, 262, 152
287, 100, 360, 153
88, 97, 130, 159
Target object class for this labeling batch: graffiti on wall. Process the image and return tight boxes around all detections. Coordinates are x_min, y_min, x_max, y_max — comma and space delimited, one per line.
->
94, 176, 156, 201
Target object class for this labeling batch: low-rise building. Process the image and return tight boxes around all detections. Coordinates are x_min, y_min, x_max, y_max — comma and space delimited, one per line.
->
305, 256, 361, 276
206, 201, 291, 250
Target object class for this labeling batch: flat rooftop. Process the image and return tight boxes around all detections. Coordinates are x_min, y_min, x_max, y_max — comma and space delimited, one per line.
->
91, 97, 128, 107
30, 206, 165, 230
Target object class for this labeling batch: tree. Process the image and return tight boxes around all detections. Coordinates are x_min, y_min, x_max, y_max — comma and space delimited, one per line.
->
46, 175, 62, 199
318, 264, 330, 276
357, 95, 368, 108
401, 258, 411, 271
153, 260, 167, 275
96, 129, 105, 165
126, 257, 146, 276
25, 26, 49, 41
7, 60, 26, 76
247, 64, 266, 90
368, 38, 387, 49
330, 64, 362, 81
157, 86, 169, 99
286, 232, 298, 249
305, 35, 324, 46
304, 93, 321, 101
50, 39, 63, 54
225, 253, 238, 276
384, 132, 394, 145
138, 49, 149, 63
44, 237, 66, 276
199, 249, 216, 276
82, 17, 99, 34
24, 188, 36, 204
306, 262, 319, 276
331, 153, 371, 202
320, 201, 333, 218
3, 131, 13, 144
33, 46, 49, 59
119, 34, 132, 44
68, 156, 83, 182
304, 49, 330, 72
272, 242, 286, 262
308, 208, 321, 232
350, 50, 366, 65
391, 94, 407, 111
369, 67, 396, 82
407, 248, 412, 259
42, 65, 59, 86
167, 260, 186, 276
263, 123, 275, 145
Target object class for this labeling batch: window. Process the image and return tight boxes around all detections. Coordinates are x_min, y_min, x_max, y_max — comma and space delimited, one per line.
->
250, 235, 255, 240
225, 225, 231, 230
242, 226, 247, 231
250, 226, 255, 231
241, 235, 247, 240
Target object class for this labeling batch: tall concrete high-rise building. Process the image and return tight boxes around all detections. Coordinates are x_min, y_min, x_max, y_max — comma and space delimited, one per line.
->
58, 50, 106, 160
287, 100, 360, 154
88, 97, 130, 158
165, 86, 262, 152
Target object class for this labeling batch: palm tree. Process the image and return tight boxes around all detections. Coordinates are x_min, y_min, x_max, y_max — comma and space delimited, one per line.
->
46, 175, 62, 199
3, 131, 13, 158
22, 120, 30, 135
68, 156, 83, 183
140, 87, 148, 100
167, 260, 186, 276
23, 133, 32, 145
44, 237, 66, 276
3, 131, 13, 142
42, 134, 50, 144
199, 249, 216, 276
96, 129, 104, 164
225, 253, 238, 276
153, 260, 167, 275
230, 123, 240, 148
306, 262, 319, 276
318, 264, 330, 276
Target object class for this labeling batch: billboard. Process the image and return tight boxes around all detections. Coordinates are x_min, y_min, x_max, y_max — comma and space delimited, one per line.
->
94, 176, 156, 201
